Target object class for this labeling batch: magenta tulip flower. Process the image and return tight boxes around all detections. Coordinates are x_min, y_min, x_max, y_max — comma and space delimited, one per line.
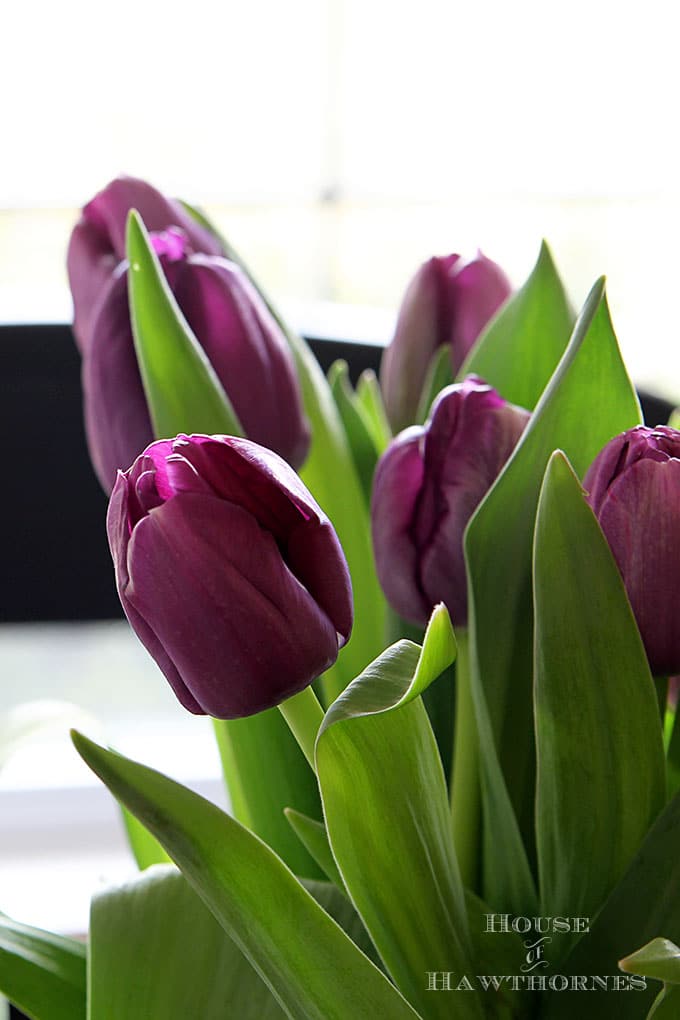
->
584, 425, 680, 677
380, 252, 511, 433
372, 376, 530, 627
108, 434, 353, 719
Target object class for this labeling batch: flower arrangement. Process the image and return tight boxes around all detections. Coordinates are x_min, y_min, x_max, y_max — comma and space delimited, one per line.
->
2, 176, 680, 1019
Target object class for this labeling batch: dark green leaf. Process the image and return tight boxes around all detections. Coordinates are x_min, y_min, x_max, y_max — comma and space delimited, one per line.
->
0, 915, 85, 1020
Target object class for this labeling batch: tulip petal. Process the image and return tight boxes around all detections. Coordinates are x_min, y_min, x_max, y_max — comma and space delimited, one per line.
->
449, 253, 511, 367
124, 493, 340, 718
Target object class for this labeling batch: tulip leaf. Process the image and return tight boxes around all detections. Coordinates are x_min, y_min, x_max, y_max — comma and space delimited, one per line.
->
89, 864, 286, 1019
464, 279, 642, 908
0, 914, 86, 1020
459, 240, 573, 411
355, 370, 392, 453
72, 732, 421, 1020
619, 938, 680, 986
328, 360, 381, 503
302, 880, 382, 969
533, 453, 665, 935
212, 711, 324, 879
316, 607, 484, 1020
284, 809, 344, 888
416, 344, 454, 424
178, 207, 387, 702
541, 791, 680, 1019
646, 987, 680, 1019
126, 210, 244, 440
667, 709, 680, 800
121, 806, 172, 870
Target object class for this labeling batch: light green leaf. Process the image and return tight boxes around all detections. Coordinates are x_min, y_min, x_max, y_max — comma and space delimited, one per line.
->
328, 360, 381, 503
533, 453, 665, 936
541, 791, 680, 1019
464, 279, 642, 908
72, 732, 421, 1020
302, 880, 382, 970
89, 865, 285, 1019
316, 607, 482, 1020
620, 938, 680, 985
459, 240, 573, 410
284, 810, 344, 888
355, 370, 392, 453
0, 914, 85, 1020
121, 807, 172, 870
126, 209, 243, 439
415, 344, 454, 424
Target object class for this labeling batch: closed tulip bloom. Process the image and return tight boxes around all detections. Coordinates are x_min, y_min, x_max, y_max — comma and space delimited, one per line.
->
380, 252, 511, 433
108, 434, 353, 719
81, 226, 310, 490
67, 175, 224, 352
372, 376, 530, 627
584, 425, 680, 677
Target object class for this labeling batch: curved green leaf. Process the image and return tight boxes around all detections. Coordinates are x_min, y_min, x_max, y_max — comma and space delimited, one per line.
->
0, 915, 85, 1020
89, 865, 285, 1019
316, 608, 482, 1020
533, 453, 665, 935
464, 279, 642, 908
620, 938, 680, 986
459, 240, 573, 411
328, 360, 381, 503
126, 210, 243, 439
72, 732, 421, 1020
355, 370, 391, 452
416, 344, 454, 424
284, 810, 343, 888
646, 986, 680, 1018
121, 807, 172, 870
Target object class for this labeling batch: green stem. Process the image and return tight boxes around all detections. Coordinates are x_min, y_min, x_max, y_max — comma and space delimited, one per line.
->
656, 676, 669, 725
278, 685, 325, 771
450, 629, 480, 891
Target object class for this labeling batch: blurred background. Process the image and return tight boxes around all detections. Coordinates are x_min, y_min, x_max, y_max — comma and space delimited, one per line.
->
1, 0, 679, 947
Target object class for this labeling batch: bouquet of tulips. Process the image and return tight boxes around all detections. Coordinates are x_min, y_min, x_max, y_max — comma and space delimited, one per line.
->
2, 177, 680, 1020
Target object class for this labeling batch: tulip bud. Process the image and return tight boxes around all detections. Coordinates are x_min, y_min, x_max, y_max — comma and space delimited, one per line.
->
108, 434, 353, 719
67, 175, 225, 352
75, 217, 310, 489
372, 376, 530, 627
584, 425, 680, 677
380, 252, 511, 433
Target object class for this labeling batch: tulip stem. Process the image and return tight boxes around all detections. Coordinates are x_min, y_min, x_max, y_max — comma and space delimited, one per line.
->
450, 629, 480, 891
278, 686, 325, 771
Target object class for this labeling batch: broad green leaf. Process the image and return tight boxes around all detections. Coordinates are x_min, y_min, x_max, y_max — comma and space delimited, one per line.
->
72, 732, 421, 1020
355, 370, 392, 453
415, 344, 454, 424
464, 892, 529, 1019
121, 806, 171, 870
284, 810, 344, 888
533, 453, 665, 934
328, 360, 381, 502
542, 791, 680, 1019
178, 205, 387, 701
316, 608, 483, 1020
212, 712, 324, 879
0, 914, 85, 1020
465, 280, 642, 906
126, 210, 243, 439
620, 938, 680, 985
459, 240, 573, 410
89, 865, 285, 1019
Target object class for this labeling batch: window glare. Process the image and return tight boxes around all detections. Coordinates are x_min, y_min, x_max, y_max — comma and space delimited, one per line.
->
3, 0, 680, 398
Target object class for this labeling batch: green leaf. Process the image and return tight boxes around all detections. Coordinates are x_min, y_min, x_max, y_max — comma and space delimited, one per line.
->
89, 864, 286, 1019
284, 810, 344, 888
355, 370, 392, 453
0, 914, 85, 1020
620, 938, 680, 985
121, 806, 172, 870
72, 732, 421, 1020
533, 453, 665, 936
212, 712, 324, 879
646, 986, 680, 1018
316, 607, 483, 1020
464, 279, 642, 907
126, 210, 243, 439
667, 707, 680, 800
328, 360, 381, 503
302, 880, 382, 970
415, 344, 454, 424
541, 791, 680, 1019
459, 240, 573, 410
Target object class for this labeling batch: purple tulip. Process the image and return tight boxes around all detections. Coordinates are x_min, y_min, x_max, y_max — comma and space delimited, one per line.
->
108, 434, 353, 719
380, 252, 512, 433
584, 425, 680, 677
372, 376, 530, 627
82, 225, 310, 489
67, 175, 224, 352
